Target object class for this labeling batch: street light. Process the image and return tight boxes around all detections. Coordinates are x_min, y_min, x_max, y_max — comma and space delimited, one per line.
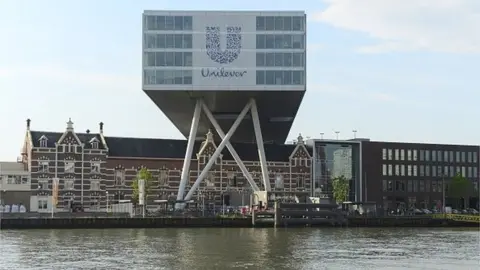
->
106, 191, 109, 213
352, 130, 357, 139
320, 132, 324, 139
335, 131, 340, 140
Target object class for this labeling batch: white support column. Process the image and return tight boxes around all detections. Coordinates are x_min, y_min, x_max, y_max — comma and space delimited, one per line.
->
184, 100, 252, 201
250, 99, 271, 192
201, 102, 260, 192
176, 99, 202, 203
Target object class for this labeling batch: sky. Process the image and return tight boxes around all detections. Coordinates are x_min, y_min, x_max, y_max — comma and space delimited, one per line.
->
0, 0, 479, 160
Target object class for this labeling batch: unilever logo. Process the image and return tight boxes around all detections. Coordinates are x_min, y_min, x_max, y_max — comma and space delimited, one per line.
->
201, 26, 247, 78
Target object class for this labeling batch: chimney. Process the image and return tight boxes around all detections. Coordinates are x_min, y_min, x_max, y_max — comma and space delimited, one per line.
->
86, 129, 90, 134
26, 118, 31, 130
99, 122, 104, 134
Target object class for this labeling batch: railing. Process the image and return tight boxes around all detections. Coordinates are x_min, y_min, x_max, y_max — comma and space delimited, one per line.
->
431, 213, 480, 223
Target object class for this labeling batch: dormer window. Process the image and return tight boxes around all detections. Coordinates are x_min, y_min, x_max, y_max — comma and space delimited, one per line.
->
39, 135, 48, 148
89, 137, 100, 149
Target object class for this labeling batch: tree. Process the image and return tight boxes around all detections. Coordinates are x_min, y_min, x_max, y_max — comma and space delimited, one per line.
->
131, 168, 154, 205
332, 175, 350, 204
447, 173, 474, 209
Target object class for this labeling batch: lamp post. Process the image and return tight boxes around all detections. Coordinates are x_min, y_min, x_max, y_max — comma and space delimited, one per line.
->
352, 129, 357, 139
320, 132, 324, 140
106, 191, 109, 213
335, 131, 340, 140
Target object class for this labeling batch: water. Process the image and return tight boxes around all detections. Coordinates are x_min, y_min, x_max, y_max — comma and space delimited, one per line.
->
0, 228, 478, 270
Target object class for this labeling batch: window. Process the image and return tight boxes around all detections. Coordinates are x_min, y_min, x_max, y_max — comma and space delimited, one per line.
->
383, 180, 393, 192
39, 137, 48, 148
388, 164, 393, 176
444, 151, 448, 162
401, 165, 405, 176
425, 180, 430, 192
64, 179, 74, 190
64, 161, 75, 173
145, 16, 192, 31
382, 149, 387, 160
114, 169, 125, 186
413, 165, 417, 176
407, 165, 412, 176
256, 34, 304, 49
407, 180, 413, 192
468, 167, 472, 177
473, 168, 478, 178
432, 181, 437, 192
444, 166, 449, 176
449, 151, 454, 162
425, 165, 430, 176
38, 180, 49, 189
39, 160, 49, 173
419, 165, 424, 176
158, 169, 169, 186
144, 69, 192, 85
382, 164, 387, 176
432, 166, 437, 177
437, 150, 442, 162
462, 166, 466, 177
419, 180, 425, 192
473, 152, 478, 163
91, 162, 101, 174
419, 150, 424, 161
412, 180, 418, 192
90, 180, 100, 191
6, 175, 28, 184
449, 166, 454, 177
461, 152, 466, 163
425, 150, 430, 161
413, 150, 418, 161
395, 149, 399, 160
395, 165, 400, 176
38, 198, 48, 210
395, 180, 405, 192
388, 149, 393, 160
400, 149, 405, 160
456, 151, 460, 162
407, 150, 412, 161
297, 174, 305, 188
432, 150, 436, 162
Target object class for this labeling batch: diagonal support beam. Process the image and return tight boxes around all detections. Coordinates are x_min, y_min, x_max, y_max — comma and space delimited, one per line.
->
184, 100, 253, 201
250, 98, 271, 191
201, 102, 260, 192
176, 99, 202, 204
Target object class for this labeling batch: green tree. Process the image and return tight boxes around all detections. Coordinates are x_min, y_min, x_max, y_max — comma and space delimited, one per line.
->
332, 175, 350, 204
447, 173, 474, 209
131, 168, 154, 205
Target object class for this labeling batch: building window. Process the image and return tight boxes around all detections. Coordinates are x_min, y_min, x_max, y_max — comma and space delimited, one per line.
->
407, 180, 413, 192
90, 180, 100, 191
407, 150, 412, 161
388, 164, 393, 176
400, 149, 405, 160
473, 152, 478, 163
412, 180, 418, 192
63, 179, 74, 190
419, 150, 425, 161
91, 162, 101, 174
438, 166, 443, 176
444, 151, 448, 162
456, 151, 460, 162
473, 168, 478, 178
449, 166, 454, 177
382, 164, 387, 176
432, 181, 437, 192
39, 160, 49, 173
425, 180, 430, 192
432, 166, 437, 177
444, 166, 449, 176
114, 169, 125, 186
449, 151, 454, 162
383, 180, 393, 192
419, 180, 425, 192
39, 137, 48, 148
6, 175, 28, 184
388, 149, 393, 160
297, 174, 305, 188
413, 150, 418, 161
91, 140, 99, 149
401, 165, 405, 176
432, 150, 436, 162
38, 198, 48, 210
382, 149, 387, 160
467, 167, 472, 178
395, 180, 406, 192
395, 165, 400, 176
462, 166, 466, 177
461, 152, 466, 163
437, 150, 442, 162
64, 161, 75, 174
419, 165, 425, 176
394, 149, 399, 160
413, 165, 417, 176
158, 168, 169, 186
425, 150, 430, 161
38, 180, 49, 190
407, 165, 412, 176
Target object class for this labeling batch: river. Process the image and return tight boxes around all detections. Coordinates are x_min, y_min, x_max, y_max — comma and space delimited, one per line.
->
0, 228, 478, 269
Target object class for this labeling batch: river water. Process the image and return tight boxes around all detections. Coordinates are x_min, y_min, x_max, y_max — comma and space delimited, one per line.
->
0, 228, 478, 270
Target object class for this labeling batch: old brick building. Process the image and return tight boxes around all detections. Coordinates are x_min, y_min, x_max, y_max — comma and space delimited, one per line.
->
22, 119, 312, 212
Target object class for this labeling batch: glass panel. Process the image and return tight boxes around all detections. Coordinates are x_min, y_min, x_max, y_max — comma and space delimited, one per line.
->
183, 16, 192, 30
256, 35, 265, 49
174, 16, 183, 30
183, 70, 192, 84
156, 34, 166, 48
265, 16, 274, 31
283, 34, 292, 48
145, 34, 156, 48
275, 71, 283, 85
284, 53, 292, 66
265, 53, 275, 66
174, 70, 183, 84
165, 52, 174, 66
174, 34, 183, 48
283, 16, 292, 31
146, 52, 155, 66
274, 35, 283, 49
155, 70, 163, 84
292, 35, 304, 49
283, 71, 292, 85
265, 71, 275, 85
183, 52, 192, 66
183, 34, 192, 48
256, 52, 265, 67
174, 52, 183, 66
292, 71, 302, 84
165, 16, 174, 30
292, 16, 303, 31
265, 35, 275, 48
256, 16, 265, 31
166, 34, 174, 48
256, 70, 264, 84
274, 53, 283, 66
155, 52, 165, 66
274, 16, 283, 31
293, 53, 303, 67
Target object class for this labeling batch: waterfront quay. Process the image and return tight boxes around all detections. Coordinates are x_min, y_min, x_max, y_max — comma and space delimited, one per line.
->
1, 215, 478, 230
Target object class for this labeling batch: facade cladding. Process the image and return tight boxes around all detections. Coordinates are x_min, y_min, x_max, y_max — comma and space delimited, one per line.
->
16, 119, 479, 212
142, 12, 306, 87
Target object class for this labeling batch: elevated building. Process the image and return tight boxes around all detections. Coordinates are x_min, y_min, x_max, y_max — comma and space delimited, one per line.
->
142, 10, 307, 203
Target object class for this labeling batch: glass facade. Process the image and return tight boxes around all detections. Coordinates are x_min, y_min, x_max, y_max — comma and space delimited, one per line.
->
256, 16, 305, 31
144, 34, 193, 49
145, 16, 193, 31
313, 142, 361, 201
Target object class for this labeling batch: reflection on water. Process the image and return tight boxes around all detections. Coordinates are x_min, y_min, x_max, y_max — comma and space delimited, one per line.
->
0, 228, 479, 269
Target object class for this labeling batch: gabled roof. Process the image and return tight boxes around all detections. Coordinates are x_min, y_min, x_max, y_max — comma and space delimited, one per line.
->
30, 131, 106, 149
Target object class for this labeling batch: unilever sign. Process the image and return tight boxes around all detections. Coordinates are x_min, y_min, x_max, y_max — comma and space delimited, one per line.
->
201, 26, 247, 78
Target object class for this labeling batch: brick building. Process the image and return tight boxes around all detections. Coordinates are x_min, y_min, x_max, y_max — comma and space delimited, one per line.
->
21, 119, 312, 212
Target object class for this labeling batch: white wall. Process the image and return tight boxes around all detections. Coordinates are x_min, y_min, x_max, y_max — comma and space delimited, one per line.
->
30, 195, 52, 212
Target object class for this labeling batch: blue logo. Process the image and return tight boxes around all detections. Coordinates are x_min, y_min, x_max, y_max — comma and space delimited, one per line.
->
205, 26, 242, 64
